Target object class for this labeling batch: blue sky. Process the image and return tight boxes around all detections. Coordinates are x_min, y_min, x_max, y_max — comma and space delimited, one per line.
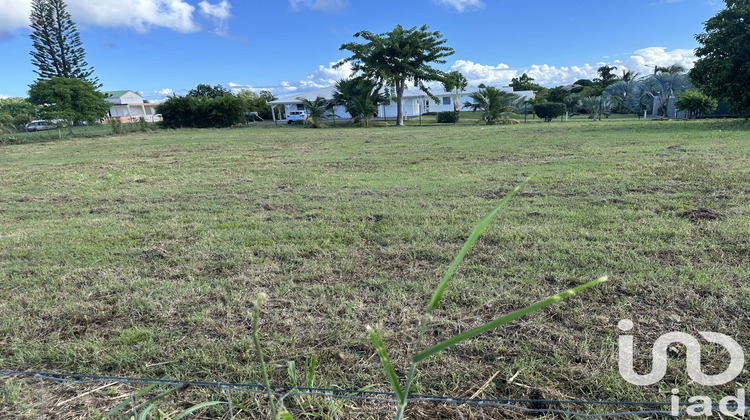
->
0, 0, 722, 101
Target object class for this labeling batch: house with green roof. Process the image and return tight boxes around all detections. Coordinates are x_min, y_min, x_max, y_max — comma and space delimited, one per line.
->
103, 90, 162, 123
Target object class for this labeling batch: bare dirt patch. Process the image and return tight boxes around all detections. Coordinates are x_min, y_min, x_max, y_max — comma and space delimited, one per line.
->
678, 207, 725, 222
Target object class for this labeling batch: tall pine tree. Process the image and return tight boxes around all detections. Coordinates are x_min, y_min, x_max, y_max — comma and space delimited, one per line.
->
29, 0, 98, 85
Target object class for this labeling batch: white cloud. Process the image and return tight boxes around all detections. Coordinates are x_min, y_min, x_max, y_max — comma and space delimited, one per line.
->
622, 46, 697, 75
198, 0, 231, 36
0, 0, 31, 32
0, 94, 10, 99
69, 0, 200, 33
0, 0, 203, 33
432, 0, 484, 12
289, 0, 348, 11
449, 47, 697, 88
228, 61, 355, 96
155, 88, 173, 95
449, 60, 518, 86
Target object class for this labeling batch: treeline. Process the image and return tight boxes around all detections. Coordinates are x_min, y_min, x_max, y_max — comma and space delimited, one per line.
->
156, 84, 279, 129
511, 65, 720, 119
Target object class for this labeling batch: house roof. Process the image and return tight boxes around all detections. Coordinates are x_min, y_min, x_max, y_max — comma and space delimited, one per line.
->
268, 86, 336, 105
104, 90, 140, 98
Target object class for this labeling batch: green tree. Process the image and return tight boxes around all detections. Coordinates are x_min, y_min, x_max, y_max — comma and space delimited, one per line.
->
297, 96, 331, 128
675, 89, 718, 118
237, 89, 277, 120
331, 78, 386, 126
441, 70, 468, 113
0, 97, 36, 131
533, 103, 567, 122
0, 114, 15, 136
642, 72, 692, 116
509, 73, 538, 91
336, 24, 454, 126
594, 65, 619, 88
604, 80, 639, 113
546, 86, 571, 103
563, 93, 582, 115
509, 73, 548, 101
157, 91, 245, 129
578, 96, 615, 120
620, 69, 639, 82
656, 64, 686, 74
690, 0, 750, 118
462, 86, 520, 125
28, 77, 110, 132
29, 0, 98, 85
188, 84, 230, 99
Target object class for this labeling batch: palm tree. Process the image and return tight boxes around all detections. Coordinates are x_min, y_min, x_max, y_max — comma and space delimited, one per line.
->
620, 69, 639, 82
331, 78, 360, 121
655, 64, 686, 74
641, 72, 692, 116
331, 78, 386, 127
623, 82, 654, 117
578, 96, 615, 120
297, 96, 331, 128
463, 86, 521, 125
442, 71, 468, 114
604, 80, 640, 114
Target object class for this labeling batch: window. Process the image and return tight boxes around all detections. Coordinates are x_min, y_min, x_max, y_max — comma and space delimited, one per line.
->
296, 104, 305, 110
442, 96, 451, 106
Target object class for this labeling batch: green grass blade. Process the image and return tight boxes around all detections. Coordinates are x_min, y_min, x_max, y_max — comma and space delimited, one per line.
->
287, 361, 298, 387
106, 383, 157, 417
138, 404, 154, 420
306, 357, 317, 388
230, 402, 251, 411
414, 276, 608, 363
280, 412, 295, 420
171, 401, 227, 420
426, 179, 529, 315
133, 384, 189, 414
366, 325, 404, 404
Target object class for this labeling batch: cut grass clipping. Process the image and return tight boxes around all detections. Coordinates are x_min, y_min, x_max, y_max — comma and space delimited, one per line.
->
366, 180, 608, 419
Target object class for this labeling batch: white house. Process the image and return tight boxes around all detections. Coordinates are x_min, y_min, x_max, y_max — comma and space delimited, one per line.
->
103, 90, 162, 123
268, 85, 535, 122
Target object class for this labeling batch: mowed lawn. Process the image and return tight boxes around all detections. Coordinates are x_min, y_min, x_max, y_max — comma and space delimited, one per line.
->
1, 120, 749, 416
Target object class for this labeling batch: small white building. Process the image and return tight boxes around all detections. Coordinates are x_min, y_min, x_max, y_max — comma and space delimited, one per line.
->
103, 90, 162, 123
268, 85, 535, 122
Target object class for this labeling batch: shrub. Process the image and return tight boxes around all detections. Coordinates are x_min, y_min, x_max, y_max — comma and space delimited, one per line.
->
137, 117, 148, 132
534, 103, 567, 122
675, 90, 718, 119
156, 93, 245, 129
436, 111, 458, 123
110, 119, 123, 135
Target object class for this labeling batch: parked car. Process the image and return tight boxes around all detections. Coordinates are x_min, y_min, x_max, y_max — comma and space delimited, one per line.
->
286, 111, 307, 124
24, 119, 64, 132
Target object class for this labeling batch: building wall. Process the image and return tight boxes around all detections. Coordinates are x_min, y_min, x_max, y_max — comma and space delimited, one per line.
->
120, 92, 144, 104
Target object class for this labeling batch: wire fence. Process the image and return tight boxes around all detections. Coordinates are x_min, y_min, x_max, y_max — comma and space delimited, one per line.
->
1, 369, 691, 418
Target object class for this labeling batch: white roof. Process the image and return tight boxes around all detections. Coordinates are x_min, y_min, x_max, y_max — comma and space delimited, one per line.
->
268, 86, 336, 105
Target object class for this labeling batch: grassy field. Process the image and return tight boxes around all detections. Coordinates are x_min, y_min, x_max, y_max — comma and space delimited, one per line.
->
1, 119, 749, 418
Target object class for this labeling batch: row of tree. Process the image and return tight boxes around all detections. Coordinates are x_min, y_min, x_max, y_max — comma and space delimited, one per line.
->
6, 0, 748, 136
155, 84, 280, 128
507, 64, 719, 120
